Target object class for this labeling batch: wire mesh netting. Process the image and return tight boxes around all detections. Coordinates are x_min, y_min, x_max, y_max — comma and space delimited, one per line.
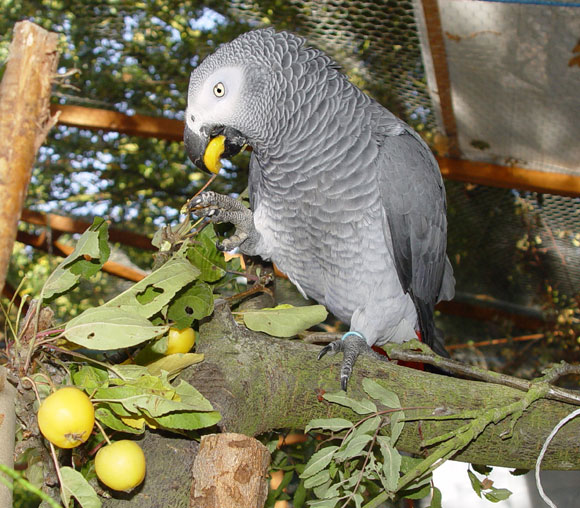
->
438, 0, 580, 175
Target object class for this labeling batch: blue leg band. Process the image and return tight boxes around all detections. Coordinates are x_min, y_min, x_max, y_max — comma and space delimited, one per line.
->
341, 331, 366, 341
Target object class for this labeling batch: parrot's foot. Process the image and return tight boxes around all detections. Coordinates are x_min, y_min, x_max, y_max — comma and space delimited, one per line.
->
317, 332, 388, 391
186, 191, 256, 251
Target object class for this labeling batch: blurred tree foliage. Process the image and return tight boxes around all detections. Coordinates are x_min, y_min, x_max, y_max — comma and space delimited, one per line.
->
0, 0, 252, 229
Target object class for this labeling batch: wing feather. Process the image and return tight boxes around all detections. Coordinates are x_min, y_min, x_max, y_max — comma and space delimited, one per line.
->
376, 124, 452, 350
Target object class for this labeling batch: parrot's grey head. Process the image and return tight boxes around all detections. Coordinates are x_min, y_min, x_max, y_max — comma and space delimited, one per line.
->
184, 28, 339, 173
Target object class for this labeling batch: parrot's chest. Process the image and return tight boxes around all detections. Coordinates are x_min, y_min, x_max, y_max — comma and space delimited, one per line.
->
253, 190, 387, 300
251, 176, 417, 343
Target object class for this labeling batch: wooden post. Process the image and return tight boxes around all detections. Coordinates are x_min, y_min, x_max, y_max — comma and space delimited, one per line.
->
0, 21, 59, 296
191, 433, 271, 508
0, 367, 17, 507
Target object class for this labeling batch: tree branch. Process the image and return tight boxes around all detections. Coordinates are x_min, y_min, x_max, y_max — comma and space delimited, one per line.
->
102, 300, 580, 508
187, 300, 580, 471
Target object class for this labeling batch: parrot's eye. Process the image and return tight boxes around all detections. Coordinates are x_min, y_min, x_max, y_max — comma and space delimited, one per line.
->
213, 82, 225, 97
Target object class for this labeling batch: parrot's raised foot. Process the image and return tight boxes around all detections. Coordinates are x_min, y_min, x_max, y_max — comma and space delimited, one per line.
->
318, 332, 387, 391
186, 191, 255, 251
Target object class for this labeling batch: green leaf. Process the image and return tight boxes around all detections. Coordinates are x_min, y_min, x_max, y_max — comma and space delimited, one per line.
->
266, 470, 294, 506
334, 434, 372, 462
186, 225, 227, 282
355, 415, 381, 436
60, 466, 102, 508
300, 446, 339, 479
390, 410, 405, 445
305, 418, 353, 433
172, 379, 215, 411
42, 219, 110, 301
64, 307, 168, 350
145, 352, 204, 377
94, 376, 213, 417
167, 282, 214, 329
312, 479, 331, 498
427, 486, 442, 508
294, 480, 307, 508
319, 481, 340, 499
400, 455, 422, 474
472, 463, 493, 476
72, 365, 109, 391
378, 436, 401, 492
242, 304, 328, 337
322, 391, 377, 415
103, 258, 200, 318
95, 407, 144, 434
303, 469, 331, 489
307, 497, 340, 508
467, 469, 482, 497
152, 410, 221, 430
484, 488, 512, 502
362, 379, 401, 408
399, 476, 432, 500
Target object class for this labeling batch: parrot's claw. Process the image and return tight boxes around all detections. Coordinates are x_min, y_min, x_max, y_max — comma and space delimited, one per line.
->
186, 191, 256, 251
318, 333, 386, 391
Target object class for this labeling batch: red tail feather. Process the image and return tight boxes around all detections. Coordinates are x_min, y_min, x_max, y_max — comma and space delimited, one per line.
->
372, 330, 424, 371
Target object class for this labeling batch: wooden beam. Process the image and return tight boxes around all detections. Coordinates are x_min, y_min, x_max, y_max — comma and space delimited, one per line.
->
51, 104, 183, 141
51, 105, 579, 197
15, 230, 147, 283
437, 157, 580, 198
420, 0, 460, 157
0, 22, 59, 299
436, 300, 545, 331
21, 208, 156, 251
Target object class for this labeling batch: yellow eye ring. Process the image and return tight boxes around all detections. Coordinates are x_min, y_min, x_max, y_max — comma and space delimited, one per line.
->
213, 82, 225, 97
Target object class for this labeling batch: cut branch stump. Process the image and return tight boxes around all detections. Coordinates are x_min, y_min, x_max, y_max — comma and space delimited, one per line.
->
191, 433, 270, 508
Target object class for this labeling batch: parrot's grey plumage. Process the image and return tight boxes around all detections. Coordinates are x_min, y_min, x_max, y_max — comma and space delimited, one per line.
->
184, 28, 455, 389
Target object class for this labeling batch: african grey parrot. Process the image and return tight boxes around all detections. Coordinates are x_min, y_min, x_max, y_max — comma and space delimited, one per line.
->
183, 28, 455, 389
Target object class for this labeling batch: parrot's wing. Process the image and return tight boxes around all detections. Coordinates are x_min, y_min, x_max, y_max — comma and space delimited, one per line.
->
376, 125, 451, 354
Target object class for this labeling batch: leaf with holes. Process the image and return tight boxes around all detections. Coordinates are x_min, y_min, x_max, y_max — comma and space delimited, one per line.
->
167, 282, 214, 329
64, 307, 168, 350
103, 258, 200, 318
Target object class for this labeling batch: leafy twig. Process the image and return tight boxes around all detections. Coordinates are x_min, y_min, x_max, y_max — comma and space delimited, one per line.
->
363, 381, 552, 508
385, 341, 580, 405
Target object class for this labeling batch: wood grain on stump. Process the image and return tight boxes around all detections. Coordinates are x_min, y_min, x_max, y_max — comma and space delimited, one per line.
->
191, 433, 270, 508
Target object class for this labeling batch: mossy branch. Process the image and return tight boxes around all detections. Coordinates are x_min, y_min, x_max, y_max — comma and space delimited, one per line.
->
185, 300, 580, 471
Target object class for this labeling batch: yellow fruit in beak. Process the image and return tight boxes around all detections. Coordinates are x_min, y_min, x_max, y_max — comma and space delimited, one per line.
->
203, 135, 226, 174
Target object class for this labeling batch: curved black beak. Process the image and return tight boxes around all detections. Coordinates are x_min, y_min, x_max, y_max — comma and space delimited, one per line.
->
184, 124, 209, 173
184, 124, 248, 175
